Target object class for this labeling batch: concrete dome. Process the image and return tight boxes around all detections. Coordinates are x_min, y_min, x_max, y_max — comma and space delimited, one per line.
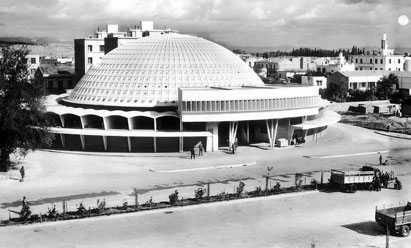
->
67, 34, 264, 108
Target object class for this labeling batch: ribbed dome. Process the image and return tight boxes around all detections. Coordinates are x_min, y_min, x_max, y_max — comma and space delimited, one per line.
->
67, 34, 264, 107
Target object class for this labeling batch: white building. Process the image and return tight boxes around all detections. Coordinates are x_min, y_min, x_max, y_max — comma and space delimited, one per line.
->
328, 71, 385, 91
301, 76, 327, 89
316, 52, 355, 74
47, 34, 340, 153
350, 33, 405, 72
74, 22, 177, 83
26, 54, 40, 78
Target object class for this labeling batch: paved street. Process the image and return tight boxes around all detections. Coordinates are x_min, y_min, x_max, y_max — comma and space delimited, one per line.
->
1, 123, 411, 247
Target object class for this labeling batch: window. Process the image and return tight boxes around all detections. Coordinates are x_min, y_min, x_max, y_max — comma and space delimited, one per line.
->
380, 59, 383, 64
360, 59, 363, 64
88, 57, 93, 64
30, 58, 36, 64
398, 59, 401, 64
355, 59, 358, 63
361, 82, 366, 87
370, 59, 372, 64
375, 59, 378, 64
389, 59, 391, 64
100, 45, 105, 52
87, 45, 92, 52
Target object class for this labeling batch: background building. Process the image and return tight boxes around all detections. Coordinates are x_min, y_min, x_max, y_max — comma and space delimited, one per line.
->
35, 64, 74, 94
74, 21, 177, 84
301, 76, 327, 89
327, 71, 384, 91
316, 52, 355, 74
350, 33, 405, 72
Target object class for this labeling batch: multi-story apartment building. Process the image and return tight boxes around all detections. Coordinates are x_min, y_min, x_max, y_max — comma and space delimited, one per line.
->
350, 33, 405, 72
74, 21, 177, 84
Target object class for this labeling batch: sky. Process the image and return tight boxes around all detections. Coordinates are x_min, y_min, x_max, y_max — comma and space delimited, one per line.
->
1, 0, 411, 50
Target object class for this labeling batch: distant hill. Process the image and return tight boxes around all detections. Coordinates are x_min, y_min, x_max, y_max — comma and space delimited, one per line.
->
33, 37, 72, 45
0, 37, 36, 45
0, 36, 72, 46
0, 36, 74, 57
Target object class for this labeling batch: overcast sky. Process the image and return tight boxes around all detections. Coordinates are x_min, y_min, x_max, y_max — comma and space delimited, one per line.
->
1, 0, 411, 49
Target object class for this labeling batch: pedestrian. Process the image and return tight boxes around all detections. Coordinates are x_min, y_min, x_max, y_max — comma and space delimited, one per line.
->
19, 166, 25, 182
231, 143, 235, 154
22, 196, 27, 210
379, 154, 382, 165
199, 144, 203, 156
190, 147, 196, 159
386, 124, 390, 132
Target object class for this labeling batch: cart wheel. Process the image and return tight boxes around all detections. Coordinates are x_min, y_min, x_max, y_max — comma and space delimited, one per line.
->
368, 185, 374, 191
349, 184, 357, 193
401, 225, 410, 237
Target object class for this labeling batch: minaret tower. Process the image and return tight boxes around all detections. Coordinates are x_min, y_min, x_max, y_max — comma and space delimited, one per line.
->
381, 33, 389, 55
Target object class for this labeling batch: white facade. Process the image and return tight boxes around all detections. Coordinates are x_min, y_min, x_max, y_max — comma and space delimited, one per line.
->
350, 33, 405, 72
26, 54, 40, 78
316, 52, 355, 74
301, 76, 327, 89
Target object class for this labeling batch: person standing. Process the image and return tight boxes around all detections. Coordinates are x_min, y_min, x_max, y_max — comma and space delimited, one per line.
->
190, 147, 196, 159
231, 143, 235, 154
379, 154, 383, 165
22, 196, 27, 209
19, 166, 25, 182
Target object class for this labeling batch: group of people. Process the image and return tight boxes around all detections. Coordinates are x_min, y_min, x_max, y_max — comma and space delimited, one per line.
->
190, 143, 204, 159
291, 136, 306, 146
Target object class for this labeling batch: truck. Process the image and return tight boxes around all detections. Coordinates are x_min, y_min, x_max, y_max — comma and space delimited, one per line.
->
375, 202, 411, 237
329, 166, 382, 193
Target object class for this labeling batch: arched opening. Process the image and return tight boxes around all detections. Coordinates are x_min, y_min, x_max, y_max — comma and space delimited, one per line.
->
83, 115, 104, 129
156, 116, 180, 131
105, 115, 129, 129
130, 116, 154, 130
62, 114, 82, 128
44, 112, 62, 127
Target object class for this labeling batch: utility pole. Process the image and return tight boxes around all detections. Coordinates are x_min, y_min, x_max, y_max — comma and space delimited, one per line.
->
386, 224, 389, 248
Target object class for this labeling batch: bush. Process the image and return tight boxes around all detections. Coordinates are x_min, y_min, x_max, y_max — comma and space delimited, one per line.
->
169, 190, 179, 205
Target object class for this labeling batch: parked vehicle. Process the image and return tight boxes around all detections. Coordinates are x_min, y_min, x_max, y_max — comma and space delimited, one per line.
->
375, 202, 411, 237
329, 166, 383, 193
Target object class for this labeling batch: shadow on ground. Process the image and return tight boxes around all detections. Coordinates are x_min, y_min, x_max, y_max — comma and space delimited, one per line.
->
1, 191, 120, 209
342, 221, 385, 236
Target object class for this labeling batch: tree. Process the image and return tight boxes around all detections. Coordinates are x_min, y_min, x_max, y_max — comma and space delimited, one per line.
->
376, 73, 398, 100
0, 46, 53, 171
325, 80, 348, 102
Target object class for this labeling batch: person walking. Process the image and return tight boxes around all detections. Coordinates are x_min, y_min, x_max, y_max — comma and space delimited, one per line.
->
19, 166, 25, 182
190, 147, 196, 159
231, 143, 235, 154
199, 144, 203, 156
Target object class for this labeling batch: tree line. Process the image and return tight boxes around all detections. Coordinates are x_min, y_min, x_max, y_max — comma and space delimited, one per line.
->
234, 45, 365, 58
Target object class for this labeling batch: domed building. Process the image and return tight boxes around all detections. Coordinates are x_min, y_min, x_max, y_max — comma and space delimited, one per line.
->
46, 34, 340, 153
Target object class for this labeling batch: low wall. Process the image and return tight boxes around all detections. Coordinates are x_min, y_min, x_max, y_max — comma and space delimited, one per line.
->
327, 100, 390, 113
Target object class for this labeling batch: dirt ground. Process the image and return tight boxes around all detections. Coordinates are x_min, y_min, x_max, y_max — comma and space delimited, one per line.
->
0, 123, 411, 247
